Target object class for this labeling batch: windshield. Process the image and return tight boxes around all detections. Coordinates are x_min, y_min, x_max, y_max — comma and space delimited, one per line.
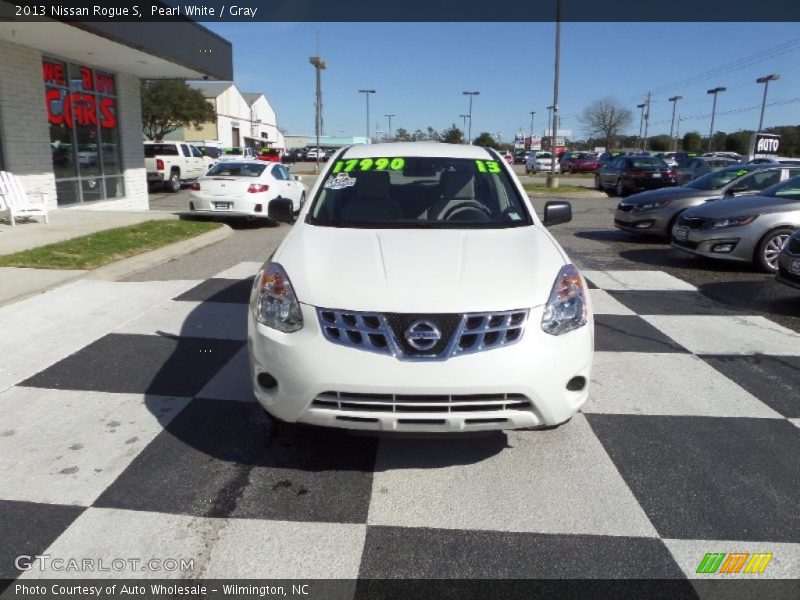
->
761, 175, 800, 200
223, 147, 245, 155
630, 157, 667, 168
205, 162, 266, 177
684, 166, 751, 190
144, 144, 179, 157
536, 152, 553, 159
308, 156, 531, 229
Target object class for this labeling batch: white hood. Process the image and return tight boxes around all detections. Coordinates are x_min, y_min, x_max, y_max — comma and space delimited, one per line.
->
274, 225, 566, 313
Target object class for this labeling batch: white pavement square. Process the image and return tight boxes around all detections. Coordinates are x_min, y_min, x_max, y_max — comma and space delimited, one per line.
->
0, 279, 201, 392
642, 315, 800, 356
589, 289, 637, 315
212, 262, 263, 280
114, 300, 247, 341
663, 538, 800, 579
583, 270, 697, 291
0, 387, 190, 507
20, 508, 367, 579
367, 414, 658, 538
582, 352, 783, 418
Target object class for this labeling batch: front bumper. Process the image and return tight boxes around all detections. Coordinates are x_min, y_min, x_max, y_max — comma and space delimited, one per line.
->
614, 206, 674, 237
776, 255, 800, 290
248, 303, 593, 433
670, 226, 754, 263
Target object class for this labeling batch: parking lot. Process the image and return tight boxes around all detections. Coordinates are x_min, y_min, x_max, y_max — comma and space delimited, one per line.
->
1, 186, 798, 590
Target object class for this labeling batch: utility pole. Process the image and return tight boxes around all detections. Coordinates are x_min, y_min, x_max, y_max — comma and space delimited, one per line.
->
668, 95, 683, 151
529, 111, 536, 149
642, 91, 651, 152
675, 115, 682, 151
384, 114, 395, 141
358, 89, 375, 140
308, 53, 326, 174
463, 91, 479, 144
706, 86, 726, 151
636, 103, 646, 151
547, 0, 561, 188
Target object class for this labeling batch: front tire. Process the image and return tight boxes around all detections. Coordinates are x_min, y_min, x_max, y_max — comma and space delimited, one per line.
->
615, 179, 628, 197
755, 227, 793, 273
594, 174, 602, 190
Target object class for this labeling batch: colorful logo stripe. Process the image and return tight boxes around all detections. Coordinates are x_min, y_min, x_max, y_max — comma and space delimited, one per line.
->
696, 552, 773, 574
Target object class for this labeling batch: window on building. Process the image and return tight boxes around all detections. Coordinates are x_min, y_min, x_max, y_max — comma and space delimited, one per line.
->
43, 58, 124, 205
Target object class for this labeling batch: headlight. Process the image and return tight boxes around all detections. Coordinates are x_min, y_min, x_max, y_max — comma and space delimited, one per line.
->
710, 215, 757, 229
255, 262, 303, 332
635, 198, 672, 211
541, 264, 588, 336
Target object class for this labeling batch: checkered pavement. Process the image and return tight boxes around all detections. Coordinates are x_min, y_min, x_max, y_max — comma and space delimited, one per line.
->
1, 264, 799, 587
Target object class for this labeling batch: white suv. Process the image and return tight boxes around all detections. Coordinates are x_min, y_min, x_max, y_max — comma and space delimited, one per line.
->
248, 142, 594, 432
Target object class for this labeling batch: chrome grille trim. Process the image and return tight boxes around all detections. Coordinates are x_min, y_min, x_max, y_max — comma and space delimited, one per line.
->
312, 391, 533, 414
316, 308, 529, 360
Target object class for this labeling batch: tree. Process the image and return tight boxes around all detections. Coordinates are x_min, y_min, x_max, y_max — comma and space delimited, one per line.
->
648, 135, 673, 152
579, 97, 633, 151
141, 80, 217, 140
682, 131, 702, 152
394, 128, 412, 142
440, 124, 464, 144
472, 132, 498, 148
425, 126, 440, 142
725, 131, 751, 155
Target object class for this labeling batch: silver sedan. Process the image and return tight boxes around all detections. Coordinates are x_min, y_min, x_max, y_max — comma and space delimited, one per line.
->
776, 228, 800, 290
671, 176, 800, 273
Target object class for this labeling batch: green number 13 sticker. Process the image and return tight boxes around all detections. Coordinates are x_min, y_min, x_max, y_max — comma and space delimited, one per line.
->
475, 160, 501, 173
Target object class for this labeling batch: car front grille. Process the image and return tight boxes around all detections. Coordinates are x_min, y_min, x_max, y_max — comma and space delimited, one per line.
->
678, 216, 711, 230
617, 203, 634, 212
317, 308, 528, 360
311, 391, 533, 413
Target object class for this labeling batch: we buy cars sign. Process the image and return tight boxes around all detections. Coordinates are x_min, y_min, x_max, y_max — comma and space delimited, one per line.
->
753, 132, 781, 157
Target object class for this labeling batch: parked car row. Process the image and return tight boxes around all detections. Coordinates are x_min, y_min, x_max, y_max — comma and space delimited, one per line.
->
612, 163, 800, 279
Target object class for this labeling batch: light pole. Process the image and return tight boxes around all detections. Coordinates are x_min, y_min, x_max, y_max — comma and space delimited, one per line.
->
642, 92, 651, 151
546, 0, 561, 188
459, 114, 469, 142
529, 111, 536, 149
668, 95, 683, 151
384, 114, 395, 141
463, 91, 479, 144
358, 89, 375, 140
636, 103, 646, 150
706, 86, 726, 151
309, 55, 326, 174
756, 74, 779, 132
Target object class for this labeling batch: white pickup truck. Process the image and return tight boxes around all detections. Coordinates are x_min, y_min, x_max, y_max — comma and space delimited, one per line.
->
144, 142, 215, 193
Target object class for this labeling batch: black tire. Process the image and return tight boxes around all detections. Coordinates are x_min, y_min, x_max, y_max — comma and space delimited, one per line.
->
165, 171, 181, 193
665, 211, 684, 242
755, 227, 793, 273
615, 179, 628, 197
594, 174, 602, 190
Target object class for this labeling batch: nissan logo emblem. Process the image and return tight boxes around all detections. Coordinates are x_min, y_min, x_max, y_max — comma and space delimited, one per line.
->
405, 320, 441, 351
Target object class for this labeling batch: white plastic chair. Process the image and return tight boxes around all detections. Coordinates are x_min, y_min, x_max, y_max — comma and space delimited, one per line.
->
0, 171, 49, 226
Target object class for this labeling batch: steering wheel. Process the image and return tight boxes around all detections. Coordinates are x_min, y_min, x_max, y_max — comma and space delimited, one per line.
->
441, 200, 493, 221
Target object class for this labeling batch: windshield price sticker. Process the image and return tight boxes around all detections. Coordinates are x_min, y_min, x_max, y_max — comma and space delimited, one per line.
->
475, 160, 501, 173
332, 157, 405, 173
324, 173, 358, 190
735, 169, 749, 177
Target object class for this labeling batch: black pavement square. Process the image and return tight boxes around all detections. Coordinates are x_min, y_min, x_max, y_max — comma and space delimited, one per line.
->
701, 355, 800, 418
607, 290, 755, 316
357, 526, 687, 581
173, 278, 254, 304
21, 334, 243, 396
94, 399, 378, 524
586, 414, 800, 542
594, 314, 688, 353
0, 500, 84, 580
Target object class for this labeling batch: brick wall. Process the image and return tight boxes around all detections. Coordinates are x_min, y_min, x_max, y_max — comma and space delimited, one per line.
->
0, 41, 148, 212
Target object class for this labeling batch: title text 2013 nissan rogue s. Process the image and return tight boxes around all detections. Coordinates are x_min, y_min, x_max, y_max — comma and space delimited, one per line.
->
248, 142, 594, 432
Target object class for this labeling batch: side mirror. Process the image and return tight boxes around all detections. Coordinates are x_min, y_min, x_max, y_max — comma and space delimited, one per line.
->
268, 197, 294, 223
543, 201, 572, 226
727, 185, 749, 195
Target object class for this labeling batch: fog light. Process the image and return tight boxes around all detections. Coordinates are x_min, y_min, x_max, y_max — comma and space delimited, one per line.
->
634, 221, 654, 229
254, 203, 263, 213
712, 243, 734, 253
566, 376, 586, 391
257, 372, 277, 390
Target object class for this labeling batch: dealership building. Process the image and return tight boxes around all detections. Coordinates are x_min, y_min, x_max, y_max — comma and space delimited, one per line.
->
0, 16, 232, 211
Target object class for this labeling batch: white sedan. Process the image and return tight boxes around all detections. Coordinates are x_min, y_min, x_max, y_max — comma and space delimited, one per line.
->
248, 142, 594, 433
189, 161, 306, 219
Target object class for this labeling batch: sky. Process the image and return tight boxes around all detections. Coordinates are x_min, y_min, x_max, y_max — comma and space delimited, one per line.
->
204, 22, 800, 143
